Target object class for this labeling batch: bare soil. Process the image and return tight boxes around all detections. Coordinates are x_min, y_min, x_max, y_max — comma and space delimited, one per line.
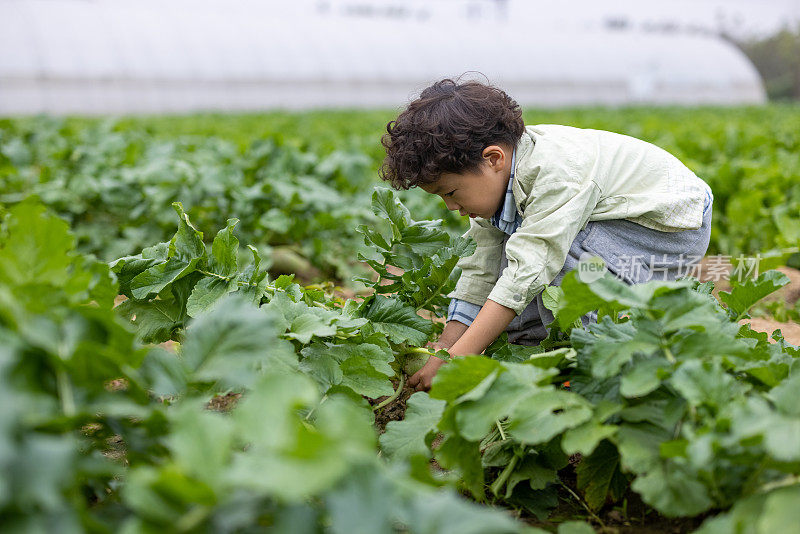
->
207, 392, 242, 412
372, 378, 415, 433
691, 258, 800, 305
691, 258, 800, 345
740, 316, 800, 344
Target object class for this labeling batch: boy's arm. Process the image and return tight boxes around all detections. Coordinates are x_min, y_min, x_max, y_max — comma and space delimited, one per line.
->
449, 218, 505, 307
408, 219, 507, 391
448, 299, 516, 356
408, 299, 516, 391
434, 318, 470, 350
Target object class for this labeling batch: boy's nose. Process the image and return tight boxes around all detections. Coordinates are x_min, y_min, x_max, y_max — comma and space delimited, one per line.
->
443, 198, 459, 211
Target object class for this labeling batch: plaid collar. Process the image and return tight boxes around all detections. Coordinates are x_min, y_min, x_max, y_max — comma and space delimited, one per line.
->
489, 147, 522, 235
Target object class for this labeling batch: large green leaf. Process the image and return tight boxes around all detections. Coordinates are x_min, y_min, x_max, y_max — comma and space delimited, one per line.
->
326, 467, 395, 534
180, 295, 298, 391
730, 396, 800, 462
129, 257, 199, 299
562, 401, 621, 455
209, 218, 239, 276
757, 485, 800, 534
586, 322, 661, 380
380, 392, 446, 458
169, 202, 206, 262
301, 342, 395, 377
0, 201, 74, 288
619, 357, 670, 398
615, 423, 671, 473
286, 313, 339, 344
455, 369, 545, 441
402, 490, 526, 534
116, 297, 185, 344
504, 454, 557, 497
338, 357, 394, 398
575, 440, 627, 510
360, 295, 433, 346
371, 187, 411, 232
434, 434, 485, 500
632, 463, 713, 517
670, 360, 749, 409
719, 270, 791, 320
429, 355, 503, 403
167, 402, 234, 485
185, 276, 237, 317
509, 390, 593, 445
231, 391, 375, 502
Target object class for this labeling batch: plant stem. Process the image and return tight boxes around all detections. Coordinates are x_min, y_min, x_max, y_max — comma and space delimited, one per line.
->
197, 269, 230, 281
741, 459, 767, 496
373, 374, 406, 412
415, 278, 451, 312
496, 420, 507, 441
559, 480, 606, 528
57, 368, 76, 417
663, 345, 676, 364
235, 280, 266, 288
175, 505, 210, 532
196, 268, 274, 291
305, 394, 328, 421
403, 347, 435, 356
757, 474, 800, 494
490, 455, 519, 497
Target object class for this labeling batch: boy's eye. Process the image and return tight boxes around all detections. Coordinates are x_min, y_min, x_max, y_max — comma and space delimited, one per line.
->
445, 190, 456, 197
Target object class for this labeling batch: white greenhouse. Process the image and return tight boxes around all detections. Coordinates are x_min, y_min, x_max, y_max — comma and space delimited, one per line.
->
0, 0, 766, 115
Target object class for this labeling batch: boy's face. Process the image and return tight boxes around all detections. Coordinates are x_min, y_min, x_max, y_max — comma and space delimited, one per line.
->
420, 144, 513, 220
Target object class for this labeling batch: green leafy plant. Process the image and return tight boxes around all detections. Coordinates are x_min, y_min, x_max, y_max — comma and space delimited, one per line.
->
0, 199, 541, 533
380, 267, 800, 530
5, 104, 800, 531
111, 189, 475, 409
5, 105, 800, 276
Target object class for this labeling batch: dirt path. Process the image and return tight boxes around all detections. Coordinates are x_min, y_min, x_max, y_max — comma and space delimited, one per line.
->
691, 258, 800, 345
739, 317, 800, 345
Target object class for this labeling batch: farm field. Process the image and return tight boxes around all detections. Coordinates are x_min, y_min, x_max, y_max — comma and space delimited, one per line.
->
1, 106, 800, 533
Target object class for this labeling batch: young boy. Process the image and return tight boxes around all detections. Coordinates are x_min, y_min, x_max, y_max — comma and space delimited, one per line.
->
379, 78, 713, 391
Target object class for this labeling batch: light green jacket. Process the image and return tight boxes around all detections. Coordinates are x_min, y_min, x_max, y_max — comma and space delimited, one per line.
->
448, 124, 711, 315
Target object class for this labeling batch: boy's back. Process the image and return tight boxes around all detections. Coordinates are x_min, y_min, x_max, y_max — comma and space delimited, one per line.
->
518, 124, 711, 233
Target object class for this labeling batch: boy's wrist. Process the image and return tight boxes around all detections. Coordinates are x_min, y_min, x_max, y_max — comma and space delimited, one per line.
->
426, 356, 446, 369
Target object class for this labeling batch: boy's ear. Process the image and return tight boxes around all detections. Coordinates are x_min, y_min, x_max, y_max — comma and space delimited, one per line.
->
481, 145, 507, 170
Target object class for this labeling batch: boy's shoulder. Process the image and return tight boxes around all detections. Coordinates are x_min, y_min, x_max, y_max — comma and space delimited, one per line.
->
524, 123, 647, 150
515, 123, 676, 187
512, 124, 589, 193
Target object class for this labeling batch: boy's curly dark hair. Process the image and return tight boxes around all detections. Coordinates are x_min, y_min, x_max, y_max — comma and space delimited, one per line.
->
379, 77, 525, 190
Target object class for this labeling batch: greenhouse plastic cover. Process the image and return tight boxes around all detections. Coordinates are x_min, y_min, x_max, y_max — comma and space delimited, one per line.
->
0, 0, 766, 114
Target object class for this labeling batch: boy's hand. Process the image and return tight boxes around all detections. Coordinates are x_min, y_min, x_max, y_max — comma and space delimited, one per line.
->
408, 353, 446, 392
407, 301, 516, 392
407, 320, 469, 392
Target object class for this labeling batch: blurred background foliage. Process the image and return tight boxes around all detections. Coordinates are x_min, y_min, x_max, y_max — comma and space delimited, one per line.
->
732, 23, 800, 101
2, 105, 800, 286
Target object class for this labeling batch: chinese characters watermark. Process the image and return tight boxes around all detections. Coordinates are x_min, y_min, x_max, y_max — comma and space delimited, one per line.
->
577, 254, 769, 283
